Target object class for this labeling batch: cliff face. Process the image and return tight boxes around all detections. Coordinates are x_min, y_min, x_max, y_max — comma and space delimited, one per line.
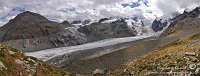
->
0, 44, 76, 76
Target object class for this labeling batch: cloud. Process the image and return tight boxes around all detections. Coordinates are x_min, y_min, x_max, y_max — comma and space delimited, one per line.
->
150, 0, 200, 15
0, 0, 150, 25
0, 0, 200, 26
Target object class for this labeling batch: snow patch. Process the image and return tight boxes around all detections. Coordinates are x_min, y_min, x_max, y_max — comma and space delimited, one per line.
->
100, 19, 118, 23
126, 19, 143, 35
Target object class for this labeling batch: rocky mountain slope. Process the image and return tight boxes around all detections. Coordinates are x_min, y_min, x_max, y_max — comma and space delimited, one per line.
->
77, 18, 137, 42
109, 31, 200, 76
0, 44, 75, 76
58, 6, 200, 75
77, 17, 153, 42
0, 11, 87, 52
107, 6, 200, 76
2, 6, 200, 76
161, 7, 200, 38
0, 11, 149, 52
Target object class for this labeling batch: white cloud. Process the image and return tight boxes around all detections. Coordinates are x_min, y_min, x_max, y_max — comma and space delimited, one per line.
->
149, 0, 200, 15
0, 0, 200, 26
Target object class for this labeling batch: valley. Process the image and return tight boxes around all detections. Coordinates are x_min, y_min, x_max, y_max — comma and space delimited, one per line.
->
0, 2, 200, 76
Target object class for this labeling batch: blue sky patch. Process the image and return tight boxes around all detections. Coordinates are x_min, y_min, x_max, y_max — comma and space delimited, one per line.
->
11, 7, 26, 12
121, 0, 149, 8
121, 2, 140, 8
0, 7, 26, 21
59, 7, 76, 13
141, 0, 149, 6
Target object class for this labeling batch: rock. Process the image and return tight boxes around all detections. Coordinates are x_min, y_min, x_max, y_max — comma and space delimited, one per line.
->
27, 58, 36, 63
0, 61, 7, 70
62, 20, 70, 25
152, 19, 168, 32
185, 52, 196, 56
82, 19, 91, 25
15, 59, 24, 64
93, 69, 105, 76
71, 20, 82, 24
122, 68, 133, 76
98, 18, 110, 23
152, 12, 179, 32
62, 20, 74, 27
28, 74, 32, 76
195, 68, 200, 74
8, 50, 15, 55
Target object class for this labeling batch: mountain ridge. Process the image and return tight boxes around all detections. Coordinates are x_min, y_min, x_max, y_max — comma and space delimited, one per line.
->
50, 6, 200, 75
0, 11, 87, 52
0, 11, 148, 52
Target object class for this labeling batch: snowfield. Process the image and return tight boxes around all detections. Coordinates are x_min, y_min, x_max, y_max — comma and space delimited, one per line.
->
25, 35, 153, 61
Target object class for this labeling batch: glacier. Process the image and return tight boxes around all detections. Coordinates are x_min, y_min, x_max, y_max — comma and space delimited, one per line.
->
25, 34, 153, 61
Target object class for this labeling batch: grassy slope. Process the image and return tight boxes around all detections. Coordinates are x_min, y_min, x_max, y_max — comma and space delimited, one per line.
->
108, 32, 200, 76
0, 44, 76, 76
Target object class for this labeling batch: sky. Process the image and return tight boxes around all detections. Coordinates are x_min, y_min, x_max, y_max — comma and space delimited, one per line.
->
0, 0, 200, 26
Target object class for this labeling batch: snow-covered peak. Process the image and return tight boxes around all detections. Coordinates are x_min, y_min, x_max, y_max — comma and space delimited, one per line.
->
157, 12, 180, 22
97, 17, 155, 36
125, 18, 143, 35
152, 12, 180, 36
184, 8, 194, 13
69, 16, 155, 36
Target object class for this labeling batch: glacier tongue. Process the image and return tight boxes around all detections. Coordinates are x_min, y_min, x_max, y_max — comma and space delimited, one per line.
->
25, 34, 153, 61
24, 16, 160, 61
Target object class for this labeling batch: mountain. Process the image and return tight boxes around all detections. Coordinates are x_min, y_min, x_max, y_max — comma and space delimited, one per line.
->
77, 18, 137, 42
109, 29, 200, 76
62, 20, 74, 27
96, 7, 200, 75
45, 6, 200, 75
161, 6, 200, 37
0, 11, 87, 52
71, 20, 82, 24
77, 17, 152, 42
3, 7, 200, 75
0, 44, 76, 76
108, 7, 200, 75
0, 11, 152, 52
82, 19, 92, 25
152, 12, 180, 32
